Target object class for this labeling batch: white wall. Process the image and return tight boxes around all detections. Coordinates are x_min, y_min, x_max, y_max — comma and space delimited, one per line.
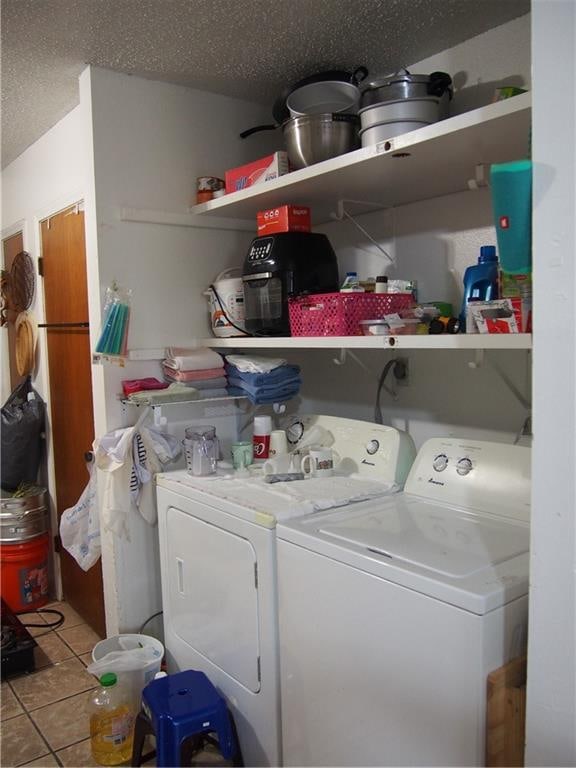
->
1, 105, 87, 402
526, 1, 576, 764
1, 105, 91, 598
81, 66, 280, 633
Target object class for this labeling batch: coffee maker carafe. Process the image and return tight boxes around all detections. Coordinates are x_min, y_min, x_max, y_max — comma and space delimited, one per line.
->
242, 232, 339, 336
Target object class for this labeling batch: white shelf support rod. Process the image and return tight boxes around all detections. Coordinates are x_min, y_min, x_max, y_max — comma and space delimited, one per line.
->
152, 406, 167, 428
468, 349, 485, 369
332, 348, 380, 381
487, 354, 531, 412
330, 199, 395, 265
467, 163, 489, 191
469, 350, 531, 411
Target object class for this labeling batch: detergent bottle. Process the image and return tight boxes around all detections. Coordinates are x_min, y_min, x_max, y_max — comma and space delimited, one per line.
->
459, 245, 499, 332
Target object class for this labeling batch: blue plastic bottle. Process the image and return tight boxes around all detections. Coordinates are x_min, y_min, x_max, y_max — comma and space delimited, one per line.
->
459, 245, 499, 332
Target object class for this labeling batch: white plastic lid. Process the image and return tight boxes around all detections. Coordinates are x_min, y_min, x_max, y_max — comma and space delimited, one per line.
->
253, 415, 272, 434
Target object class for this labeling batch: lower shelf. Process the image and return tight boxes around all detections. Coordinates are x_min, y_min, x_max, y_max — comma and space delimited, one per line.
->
121, 395, 249, 407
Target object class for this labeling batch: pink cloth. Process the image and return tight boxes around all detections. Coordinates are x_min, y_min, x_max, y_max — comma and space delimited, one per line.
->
162, 364, 225, 382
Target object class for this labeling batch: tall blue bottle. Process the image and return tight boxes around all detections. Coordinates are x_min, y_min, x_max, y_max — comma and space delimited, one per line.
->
459, 245, 499, 332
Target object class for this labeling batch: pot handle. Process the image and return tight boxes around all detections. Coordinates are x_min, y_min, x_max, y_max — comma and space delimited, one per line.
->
239, 124, 277, 139
427, 71, 453, 99
351, 66, 369, 85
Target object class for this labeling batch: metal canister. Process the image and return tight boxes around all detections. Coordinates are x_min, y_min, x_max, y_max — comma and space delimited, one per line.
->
1, 488, 49, 542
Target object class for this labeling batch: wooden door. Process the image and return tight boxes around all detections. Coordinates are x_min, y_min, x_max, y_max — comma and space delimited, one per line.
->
2, 231, 25, 391
41, 205, 106, 637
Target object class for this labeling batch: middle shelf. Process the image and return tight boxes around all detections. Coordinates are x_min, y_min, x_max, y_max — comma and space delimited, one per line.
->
192, 335, 532, 350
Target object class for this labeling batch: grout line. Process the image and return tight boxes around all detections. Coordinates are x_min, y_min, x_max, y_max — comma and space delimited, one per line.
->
15, 709, 53, 767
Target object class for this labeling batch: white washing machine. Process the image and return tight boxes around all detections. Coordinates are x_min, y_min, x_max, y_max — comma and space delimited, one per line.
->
157, 415, 416, 767
277, 437, 531, 767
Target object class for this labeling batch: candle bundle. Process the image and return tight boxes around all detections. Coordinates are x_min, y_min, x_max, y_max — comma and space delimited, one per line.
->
95, 282, 131, 356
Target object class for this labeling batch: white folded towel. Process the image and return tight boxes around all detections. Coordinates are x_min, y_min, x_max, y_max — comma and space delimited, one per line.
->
225, 354, 287, 373
164, 346, 223, 371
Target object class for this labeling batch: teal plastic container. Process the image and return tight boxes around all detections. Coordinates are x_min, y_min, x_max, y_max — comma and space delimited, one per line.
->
490, 160, 532, 274
459, 245, 499, 332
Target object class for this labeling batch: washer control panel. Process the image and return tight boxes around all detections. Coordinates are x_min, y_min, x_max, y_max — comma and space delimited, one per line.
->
405, 437, 531, 522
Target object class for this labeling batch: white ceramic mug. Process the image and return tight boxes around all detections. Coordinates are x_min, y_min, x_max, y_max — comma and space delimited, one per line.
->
301, 448, 341, 478
269, 429, 288, 458
263, 454, 296, 475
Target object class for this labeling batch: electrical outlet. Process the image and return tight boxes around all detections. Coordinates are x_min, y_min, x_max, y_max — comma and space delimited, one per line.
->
393, 357, 409, 387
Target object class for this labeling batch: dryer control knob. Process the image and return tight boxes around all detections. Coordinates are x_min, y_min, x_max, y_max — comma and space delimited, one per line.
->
433, 454, 448, 472
457, 457, 473, 476
366, 439, 380, 455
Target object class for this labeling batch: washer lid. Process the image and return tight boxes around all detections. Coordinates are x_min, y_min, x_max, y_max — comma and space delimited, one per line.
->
318, 496, 528, 578
279, 495, 530, 614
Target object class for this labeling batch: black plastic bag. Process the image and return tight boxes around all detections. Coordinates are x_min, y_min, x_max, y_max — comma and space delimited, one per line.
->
1, 376, 45, 491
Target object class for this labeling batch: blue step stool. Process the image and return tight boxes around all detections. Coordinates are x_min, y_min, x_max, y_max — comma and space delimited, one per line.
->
131, 670, 242, 767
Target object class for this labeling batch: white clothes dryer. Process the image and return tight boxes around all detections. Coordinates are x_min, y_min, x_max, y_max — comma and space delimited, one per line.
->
277, 437, 531, 767
157, 415, 416, 767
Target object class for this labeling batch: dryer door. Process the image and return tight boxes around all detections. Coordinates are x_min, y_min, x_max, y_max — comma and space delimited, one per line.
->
164, 504, 261, 692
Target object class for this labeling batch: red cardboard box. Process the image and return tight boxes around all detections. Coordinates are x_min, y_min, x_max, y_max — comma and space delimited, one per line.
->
500, 271, 532, 332
257, 205, 311, 235
225, 152, 290, 194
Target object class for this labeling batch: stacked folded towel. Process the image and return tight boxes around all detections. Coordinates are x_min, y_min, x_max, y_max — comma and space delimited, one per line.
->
225, 356, 301, 404
163, 347, 228, 398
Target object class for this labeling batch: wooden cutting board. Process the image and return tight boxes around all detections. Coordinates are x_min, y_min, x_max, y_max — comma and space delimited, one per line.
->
486, 655, 527, 766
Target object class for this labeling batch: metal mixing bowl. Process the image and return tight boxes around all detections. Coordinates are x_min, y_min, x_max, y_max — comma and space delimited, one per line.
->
282, 113, 360, 169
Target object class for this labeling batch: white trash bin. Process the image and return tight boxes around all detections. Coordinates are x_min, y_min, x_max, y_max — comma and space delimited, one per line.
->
90, 634, 164, 708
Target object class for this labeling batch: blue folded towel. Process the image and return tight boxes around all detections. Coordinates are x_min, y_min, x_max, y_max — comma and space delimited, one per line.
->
227, 384, 300, 405
224, 363, 301, 387
227, 375, 301, 399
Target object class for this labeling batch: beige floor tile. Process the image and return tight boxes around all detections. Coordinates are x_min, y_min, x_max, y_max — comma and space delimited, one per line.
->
1, 683, 24, 720
42, 601, 84, 630
21, 755, 59, 766
30, 688, 94, 752
9, 658, 97, 711
33, 631, 75, 669
57, 623, 101, 656
78, 652, 93, 667
14, 612, 48, 638
56, 737, 101, 767
0, 713, 50, 767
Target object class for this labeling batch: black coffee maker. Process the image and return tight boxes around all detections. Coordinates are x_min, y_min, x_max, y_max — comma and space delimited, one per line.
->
242, 232, 339, 336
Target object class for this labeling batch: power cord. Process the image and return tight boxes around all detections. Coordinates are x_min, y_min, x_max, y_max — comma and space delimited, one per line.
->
139, 610, 163, 634
374, 358, 407, 423
16, 608, 65, 636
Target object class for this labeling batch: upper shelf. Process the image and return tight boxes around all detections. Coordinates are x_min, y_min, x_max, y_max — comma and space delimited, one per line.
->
192, 93, 531, 225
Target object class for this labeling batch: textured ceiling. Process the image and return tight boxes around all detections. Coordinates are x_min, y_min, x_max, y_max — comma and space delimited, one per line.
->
1, 0, 529, 168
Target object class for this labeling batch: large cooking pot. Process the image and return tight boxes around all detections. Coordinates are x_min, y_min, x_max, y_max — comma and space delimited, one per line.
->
282, 113, 360, 170
360, 69, 452, 109
240, 66, 368, 138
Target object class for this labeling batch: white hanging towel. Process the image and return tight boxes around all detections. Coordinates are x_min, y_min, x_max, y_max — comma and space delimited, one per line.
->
94, 409, 182, 536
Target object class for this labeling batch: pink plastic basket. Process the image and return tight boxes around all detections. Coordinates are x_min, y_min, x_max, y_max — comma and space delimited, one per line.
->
288, 292, 414, 337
